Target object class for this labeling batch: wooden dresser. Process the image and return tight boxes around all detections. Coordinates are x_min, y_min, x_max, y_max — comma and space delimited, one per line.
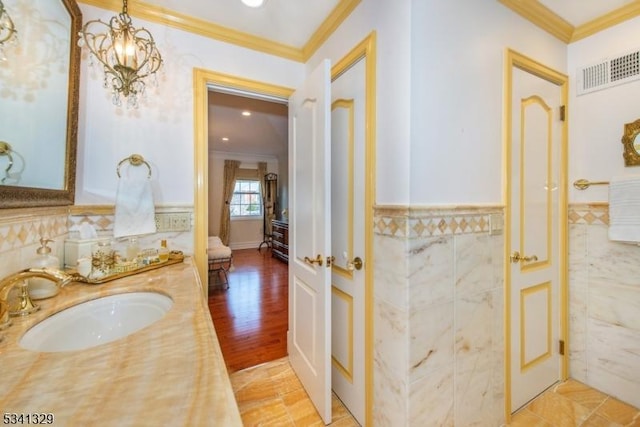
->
271, 220, 288, 263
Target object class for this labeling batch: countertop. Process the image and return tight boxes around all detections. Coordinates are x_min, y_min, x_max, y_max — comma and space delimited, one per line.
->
0, 259, 242, 426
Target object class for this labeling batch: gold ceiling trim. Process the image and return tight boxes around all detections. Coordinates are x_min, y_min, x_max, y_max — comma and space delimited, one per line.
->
572, 1, 640, 42
79, 0, 359, 62
499, 0, 640, 44
498, 0, 573, 43
303, 0, 361, 59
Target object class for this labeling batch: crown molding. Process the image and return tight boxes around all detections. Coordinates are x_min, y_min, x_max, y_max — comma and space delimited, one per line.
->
571, 1, 640, 42
79, 0, 303, 61
499, 0, 640, 44
498, 0, 573, 43
303, 0, 361, 59
78, 0, 359, 62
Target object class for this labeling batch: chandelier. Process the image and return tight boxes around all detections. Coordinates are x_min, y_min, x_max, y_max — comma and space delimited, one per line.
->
0, 0, 17, 61
78, 0, 162, 107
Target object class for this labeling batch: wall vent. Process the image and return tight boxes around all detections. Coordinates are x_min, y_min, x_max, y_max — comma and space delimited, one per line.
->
577, 48, 640, 95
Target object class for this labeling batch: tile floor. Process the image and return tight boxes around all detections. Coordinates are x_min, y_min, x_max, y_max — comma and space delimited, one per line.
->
509, 379, 640, 427
229, 357, 360, 426
230, 359, 640, 427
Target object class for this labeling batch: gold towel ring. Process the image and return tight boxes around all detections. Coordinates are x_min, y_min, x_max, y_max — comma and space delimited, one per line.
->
0, 141, 14, 184
116, 154, 152, 178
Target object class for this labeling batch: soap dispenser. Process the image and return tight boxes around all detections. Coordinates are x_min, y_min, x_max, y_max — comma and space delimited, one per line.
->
28, 238, 61, 300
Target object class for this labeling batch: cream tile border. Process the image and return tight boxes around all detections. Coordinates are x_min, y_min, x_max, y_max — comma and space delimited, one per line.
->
374, 204, 503, 238
0, 208, 69, 253
0, 206, 69, 226
0, 205, 194, 254
568, 203, 608, 225
373, 203, 608, 238
68, 205, 194, 232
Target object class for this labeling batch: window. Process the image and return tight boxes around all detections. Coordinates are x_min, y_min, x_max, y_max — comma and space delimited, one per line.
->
230, 179, 262, 217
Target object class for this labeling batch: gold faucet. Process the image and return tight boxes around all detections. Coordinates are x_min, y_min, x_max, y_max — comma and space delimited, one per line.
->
0, 268, 80, 329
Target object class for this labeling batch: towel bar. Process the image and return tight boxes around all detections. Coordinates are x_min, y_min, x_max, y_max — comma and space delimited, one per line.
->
573, 179, 609, 190
117, 154, 152, 178
0, 141, 14, 184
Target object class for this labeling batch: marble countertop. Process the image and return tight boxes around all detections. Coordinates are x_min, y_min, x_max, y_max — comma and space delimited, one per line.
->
0, 259, 242, 426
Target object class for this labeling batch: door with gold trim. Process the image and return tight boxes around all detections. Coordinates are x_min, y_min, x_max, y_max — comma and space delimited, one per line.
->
506, 50, 568, 412
288, 58, 332, 424
330, 56, 366, 425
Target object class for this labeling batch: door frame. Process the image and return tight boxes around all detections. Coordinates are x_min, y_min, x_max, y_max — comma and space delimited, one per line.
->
502, 48, 569, 421
192, 69, 294, 296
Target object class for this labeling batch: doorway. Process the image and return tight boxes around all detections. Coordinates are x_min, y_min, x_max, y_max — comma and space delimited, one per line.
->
193, 31, 376, 425
503, 49, 569, 418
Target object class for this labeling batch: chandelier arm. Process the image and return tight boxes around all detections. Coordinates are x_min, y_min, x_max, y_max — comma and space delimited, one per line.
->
0, 0, 17, 45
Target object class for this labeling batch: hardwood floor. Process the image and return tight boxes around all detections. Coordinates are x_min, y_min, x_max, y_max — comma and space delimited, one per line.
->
208, 247, 289, 373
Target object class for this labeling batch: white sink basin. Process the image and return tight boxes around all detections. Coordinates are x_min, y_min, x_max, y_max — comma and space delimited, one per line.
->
20, 292, 173, 352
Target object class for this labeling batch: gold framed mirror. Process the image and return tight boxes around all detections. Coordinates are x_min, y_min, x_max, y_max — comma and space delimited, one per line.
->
0, 0, 81, 208
621, 118, 640, 166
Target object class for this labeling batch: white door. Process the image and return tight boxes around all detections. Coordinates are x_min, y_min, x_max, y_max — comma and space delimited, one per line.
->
330, 57, 366, 425
507, 50, 567, 412
288, 59, 332, 424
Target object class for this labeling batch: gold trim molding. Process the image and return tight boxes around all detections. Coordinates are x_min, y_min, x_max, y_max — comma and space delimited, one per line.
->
498, 0, 640, 44
78, 0, 361, 62
331, 285, 354, 383
520, 281, 552, 371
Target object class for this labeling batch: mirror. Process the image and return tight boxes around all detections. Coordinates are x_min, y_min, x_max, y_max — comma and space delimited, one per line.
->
621, 118, 640, 166
0, 0, 81, 208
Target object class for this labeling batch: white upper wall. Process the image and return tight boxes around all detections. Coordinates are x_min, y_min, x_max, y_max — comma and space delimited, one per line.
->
76, 1, 629, 208
409, 0, 568, 204
75, 4, 304, 205
308, 0, 569, 205
308, 0, 413, 205
568, 16, 640, 203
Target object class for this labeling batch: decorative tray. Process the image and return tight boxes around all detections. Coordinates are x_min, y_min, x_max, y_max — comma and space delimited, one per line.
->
72, 252, 185, 285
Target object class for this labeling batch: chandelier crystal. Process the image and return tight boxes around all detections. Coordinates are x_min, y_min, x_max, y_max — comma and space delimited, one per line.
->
0, 0, 17, 61
78, 0, 162, 108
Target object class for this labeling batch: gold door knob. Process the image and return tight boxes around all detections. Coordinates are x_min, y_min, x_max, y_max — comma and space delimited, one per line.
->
510, 251, 538, 264
346, 257, 363, 271
304, 254, 324, 267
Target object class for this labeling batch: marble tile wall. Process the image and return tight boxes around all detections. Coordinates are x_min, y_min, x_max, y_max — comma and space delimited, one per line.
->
374, 205, 505, 426
67, 205, 194, 257
0, 205, 194, 280
568, 203, 640, 409
0, 207, 69, 280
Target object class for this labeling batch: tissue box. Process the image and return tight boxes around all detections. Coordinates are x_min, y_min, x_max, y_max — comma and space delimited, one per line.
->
64, 237, 104, 268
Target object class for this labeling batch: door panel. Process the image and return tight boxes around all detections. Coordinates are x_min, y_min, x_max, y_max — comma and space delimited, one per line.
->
507, 51, 567, 413
330, 57, 366, 425
288, 58, 332, 424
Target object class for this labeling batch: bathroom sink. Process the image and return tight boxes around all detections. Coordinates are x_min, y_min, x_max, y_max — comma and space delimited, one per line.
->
20, 292, 173, 352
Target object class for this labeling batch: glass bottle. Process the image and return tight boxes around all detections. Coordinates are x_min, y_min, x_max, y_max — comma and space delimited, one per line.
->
158, 239, 170, 262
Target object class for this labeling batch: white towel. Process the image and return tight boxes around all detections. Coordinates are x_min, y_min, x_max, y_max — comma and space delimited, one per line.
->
208, 236, 223, 248
608, 175, 640, 242
113, 176, 156, 239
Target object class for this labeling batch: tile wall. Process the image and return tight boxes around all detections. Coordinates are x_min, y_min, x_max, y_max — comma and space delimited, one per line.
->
2, 201, 636, 423
373, 205, 505, 426
0, 206, 194, 279
568, 203, 640, 409
67, 206, 194, 258
0, 207, 69, 280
